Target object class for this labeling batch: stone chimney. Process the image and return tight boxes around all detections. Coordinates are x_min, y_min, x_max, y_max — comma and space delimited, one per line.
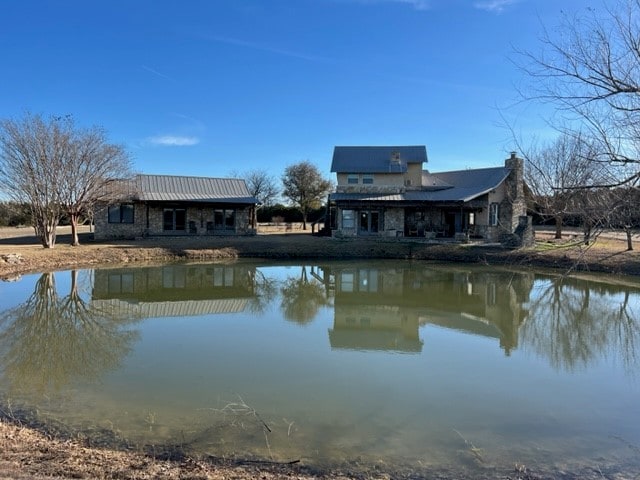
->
499, 151, 527, 238
505, 151, 524, 201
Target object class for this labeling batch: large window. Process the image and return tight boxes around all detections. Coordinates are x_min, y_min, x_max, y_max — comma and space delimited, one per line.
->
108, 272, 134, 294
214, 209, 235, 230
347, 174, 358, 184
212, 266, 234, 286
163, 208, 186, 231
108, 204, 134, 224
163, 266, 186, 288
342, 209, 355, 229
489, 203, 499, 226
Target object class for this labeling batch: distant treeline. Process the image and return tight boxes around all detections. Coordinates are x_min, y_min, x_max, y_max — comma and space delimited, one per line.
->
0, 201, 31, 227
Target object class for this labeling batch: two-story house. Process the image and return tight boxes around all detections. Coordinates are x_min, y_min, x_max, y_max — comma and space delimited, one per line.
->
329, 145, 529, 243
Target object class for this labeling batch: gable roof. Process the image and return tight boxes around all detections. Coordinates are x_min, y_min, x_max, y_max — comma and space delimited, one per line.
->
329, 166, 510, 203
331, 146, 427, 173
132, 174, 257, 204
427, 166, 510, 202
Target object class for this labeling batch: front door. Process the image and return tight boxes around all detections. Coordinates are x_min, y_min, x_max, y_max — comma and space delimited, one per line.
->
359, 210, 381, 235
444, 212, 461, 237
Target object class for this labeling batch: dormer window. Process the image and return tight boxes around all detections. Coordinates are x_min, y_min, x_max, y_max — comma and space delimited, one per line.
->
362, 174, 374, 184
347, 174, 358, 184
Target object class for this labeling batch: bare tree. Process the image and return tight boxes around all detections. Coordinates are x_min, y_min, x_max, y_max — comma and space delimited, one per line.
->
518, 0, 640, 184
0, 114, 68, 247
520, 275, 640, 375
281, 161, 332, 230
242, 169, 280, 228
521, 132, 606, 238
280, 266, 328, 324
245, 169, 280, 207
0, 271, 139, 395
0, 113, 131, 247
601, 181, 640, 250
60, 127, 131, 246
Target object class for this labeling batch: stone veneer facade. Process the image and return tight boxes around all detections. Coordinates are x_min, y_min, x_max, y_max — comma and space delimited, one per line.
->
94, 203, 255, 240
331, 152, 531, 244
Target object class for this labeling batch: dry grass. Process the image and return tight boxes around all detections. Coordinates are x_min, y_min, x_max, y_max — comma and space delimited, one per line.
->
0, 418, 346, 480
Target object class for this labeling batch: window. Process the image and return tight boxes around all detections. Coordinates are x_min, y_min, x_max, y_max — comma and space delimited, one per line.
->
468, 212, 475, 226
108, 273, 134, 294
342, 209, 355, 229
214, 209, 235, 230
225, 209, 235, 229
108, 204, 134, 224
489, 203, 499, 226
163, 208, 186, 231
347, 174, 359, 184
213, 266, 234, 286
340, 272, 355, 292
487, 282, 497, 305
163, 266, 186, 288
362, 174, 374, 184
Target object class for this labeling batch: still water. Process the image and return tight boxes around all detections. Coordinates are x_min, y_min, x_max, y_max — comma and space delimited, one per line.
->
0, 260, 639, 475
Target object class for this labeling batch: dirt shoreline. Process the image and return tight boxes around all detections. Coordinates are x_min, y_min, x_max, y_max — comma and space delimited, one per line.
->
1, 226, 639, 280
1, 226, 639, 479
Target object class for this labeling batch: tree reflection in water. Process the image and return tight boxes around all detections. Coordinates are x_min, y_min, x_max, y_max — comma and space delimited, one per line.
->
246, 269, 279, 314
521, 276, 640, 374
280, 266, 329, 324
0, 270, 141, 396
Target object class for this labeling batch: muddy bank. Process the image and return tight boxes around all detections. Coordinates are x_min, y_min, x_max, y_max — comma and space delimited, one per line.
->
1, 413, 620, 480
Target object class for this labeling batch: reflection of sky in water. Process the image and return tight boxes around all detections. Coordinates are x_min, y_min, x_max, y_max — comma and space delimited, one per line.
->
0, 261, 639, 474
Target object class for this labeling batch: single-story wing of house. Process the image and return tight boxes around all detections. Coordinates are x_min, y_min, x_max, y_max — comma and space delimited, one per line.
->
94, 174, 258, 240
328, 145, 531, 244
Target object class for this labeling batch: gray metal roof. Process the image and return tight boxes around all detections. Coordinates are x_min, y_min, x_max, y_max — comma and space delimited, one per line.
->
429, 166, 510, 201
330, 166, 510, 203
92, 298, 249, 317
331, 146, 427, 173
134, 174, 258, 204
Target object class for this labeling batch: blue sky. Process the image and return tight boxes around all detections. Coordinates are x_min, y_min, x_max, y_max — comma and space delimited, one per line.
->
2, 0, 589, 179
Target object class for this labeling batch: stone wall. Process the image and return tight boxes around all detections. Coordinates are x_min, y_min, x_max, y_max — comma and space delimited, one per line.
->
94, 204, 146, 240
94, 203, 255, 240
384, 208, 404, 235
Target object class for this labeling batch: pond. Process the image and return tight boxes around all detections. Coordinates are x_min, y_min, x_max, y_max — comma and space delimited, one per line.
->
0, 260, 639, 477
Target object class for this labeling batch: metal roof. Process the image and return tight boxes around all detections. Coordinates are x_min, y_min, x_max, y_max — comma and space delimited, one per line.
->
331, 146, 427, 173
92, 298, 249, 317
330, 166, 510, 203
134, 174, 258, 204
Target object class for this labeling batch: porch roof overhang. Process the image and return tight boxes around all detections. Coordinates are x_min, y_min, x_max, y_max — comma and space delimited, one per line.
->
329, 189, 487, 204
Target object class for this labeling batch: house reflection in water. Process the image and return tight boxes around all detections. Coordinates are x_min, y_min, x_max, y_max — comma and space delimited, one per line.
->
323, 265, 533, 355
91, 264, 257, 318
90, 263, 533, 355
